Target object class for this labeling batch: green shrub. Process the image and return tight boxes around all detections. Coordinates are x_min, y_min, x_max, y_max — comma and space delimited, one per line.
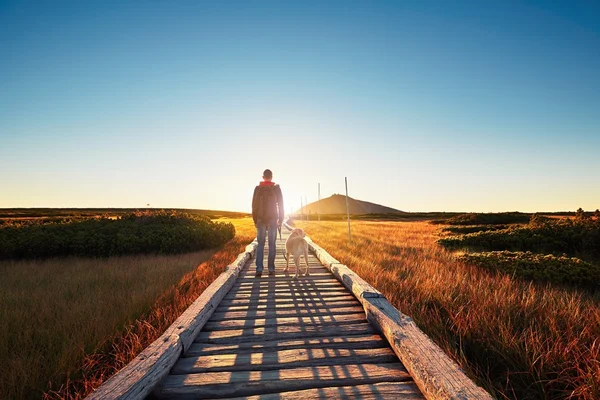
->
0, 210, 235, 260
458, 251, 600, 288
432, 212, 531, 225
438, 215, 600, 260
442, 225, 509, 234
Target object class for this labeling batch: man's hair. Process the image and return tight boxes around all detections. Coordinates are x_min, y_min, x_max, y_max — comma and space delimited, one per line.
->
263, 169, 273, 179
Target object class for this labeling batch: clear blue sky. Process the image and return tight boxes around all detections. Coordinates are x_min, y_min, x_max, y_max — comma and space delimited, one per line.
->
1, 0, 599, 213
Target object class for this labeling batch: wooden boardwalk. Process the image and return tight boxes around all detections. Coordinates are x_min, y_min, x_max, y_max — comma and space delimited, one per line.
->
89, 224, 491, 400
151, 227, 424, 399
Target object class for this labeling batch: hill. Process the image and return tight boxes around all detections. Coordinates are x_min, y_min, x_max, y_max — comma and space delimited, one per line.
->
299, 194, 403, 215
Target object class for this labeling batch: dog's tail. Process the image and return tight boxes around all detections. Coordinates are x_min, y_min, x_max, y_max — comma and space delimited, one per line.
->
282, 247, 288, 261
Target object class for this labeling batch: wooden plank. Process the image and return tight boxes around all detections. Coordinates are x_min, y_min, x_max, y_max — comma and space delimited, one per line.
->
231, 284, 346, 293
227, 381, 425, 400
223, 291, 351, 300
204, 313, 366, 330
217, 295, 357, 307
233, 281, 343, 290
211, 305, 364, 320
172, 347, 398, 374
236, 275, 335, 282
237, 273, 332, 280
364, 297, 493, 400
329, 262, 385, 299
216, 299, 360, 312
234, 278, 340, 286
154, 363, 412, 399
185, 334, 388, 357
194, 322, 376, 344
86, 333, 181, 400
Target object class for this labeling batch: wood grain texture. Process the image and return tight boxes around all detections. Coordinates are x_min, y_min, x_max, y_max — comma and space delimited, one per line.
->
193, 322, 377, 344
229, 284, 346, 294
210, 305, 364, 320
154, 363, 412, 399
203, 313, 367, 330
217, 295, 357, 307
216, 299, 360, 312
227, 381, 424, 400
223, 290, 352, 300
172, 347, 397, 374
185, 334, 388, 357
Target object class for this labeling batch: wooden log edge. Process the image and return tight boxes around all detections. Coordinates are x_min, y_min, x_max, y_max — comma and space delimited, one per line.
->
282, 222, 382, 299
283, 221, 492, 400
86, 238, 259, 400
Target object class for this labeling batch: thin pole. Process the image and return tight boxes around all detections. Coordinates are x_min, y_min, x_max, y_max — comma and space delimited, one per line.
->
305, 196, 308, 221
300, 197, 303, 221
318, 183, 321, 222
345, 177, 351, 243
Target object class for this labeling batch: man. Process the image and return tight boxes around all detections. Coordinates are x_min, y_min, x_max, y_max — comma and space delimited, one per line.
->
252, 169, 284, 278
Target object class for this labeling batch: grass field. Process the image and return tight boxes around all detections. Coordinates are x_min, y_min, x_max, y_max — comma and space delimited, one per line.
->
294, 219, 600, 400
0, 216, 256, 400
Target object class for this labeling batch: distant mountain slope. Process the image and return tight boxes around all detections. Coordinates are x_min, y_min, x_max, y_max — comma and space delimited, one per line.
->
299, 194, 403, 215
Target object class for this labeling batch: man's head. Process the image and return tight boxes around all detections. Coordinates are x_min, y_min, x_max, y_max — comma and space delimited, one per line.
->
263, 169, 273, 181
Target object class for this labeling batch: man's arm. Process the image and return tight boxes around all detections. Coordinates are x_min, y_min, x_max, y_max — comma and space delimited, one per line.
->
276, 185, 284, 224
251, 186, 258, 225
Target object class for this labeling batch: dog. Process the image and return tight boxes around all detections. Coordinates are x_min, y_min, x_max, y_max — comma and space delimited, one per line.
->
283, 228, 310, 279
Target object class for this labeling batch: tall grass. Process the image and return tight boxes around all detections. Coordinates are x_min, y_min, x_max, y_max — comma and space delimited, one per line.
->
294, 220, 600, 400
0, 217, 256, 400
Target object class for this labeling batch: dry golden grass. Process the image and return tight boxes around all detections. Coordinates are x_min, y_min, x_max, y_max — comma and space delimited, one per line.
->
0, 217, 256, 400
294, 220, 600, 400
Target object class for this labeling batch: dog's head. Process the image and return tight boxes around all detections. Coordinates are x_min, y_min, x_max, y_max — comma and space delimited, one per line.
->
289, 228, 306, 238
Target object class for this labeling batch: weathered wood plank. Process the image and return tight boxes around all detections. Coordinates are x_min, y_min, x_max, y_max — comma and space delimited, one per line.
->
329, 262, 385, 299
172, 347, 397, 374
194, 322, 376, 344
237, 273, 332, 280
217, 295, 357, 307
226, 381, 425, 400
236, 275, 335, 282
223, 290, 351, 300
230, 286, 346, 295
234, 278, 340, 287
154, 363, 412, 399
86, 334, 181, 400
216, 299, 360, 312
233, 282, 344, 291
210, 305, 364, 320
185, 334, 387, 357
204, 313, 366, 330
364, 297, 493, 399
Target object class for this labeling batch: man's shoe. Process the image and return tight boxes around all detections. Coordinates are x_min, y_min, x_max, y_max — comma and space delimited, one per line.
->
255, 271, 262, 278
268, 271, 275, 277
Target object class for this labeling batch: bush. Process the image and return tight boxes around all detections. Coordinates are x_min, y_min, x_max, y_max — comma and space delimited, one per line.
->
432, 212, 531, 226
438, 215, 600, 260
0, 210, 235, 259
458, 251, 600, 288
441, 225, 509, 234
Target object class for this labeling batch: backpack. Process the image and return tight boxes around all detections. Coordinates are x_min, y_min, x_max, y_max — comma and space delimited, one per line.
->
255, 185, 279, 222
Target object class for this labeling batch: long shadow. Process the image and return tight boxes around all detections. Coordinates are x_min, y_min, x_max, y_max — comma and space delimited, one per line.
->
170, 228, 410, 399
